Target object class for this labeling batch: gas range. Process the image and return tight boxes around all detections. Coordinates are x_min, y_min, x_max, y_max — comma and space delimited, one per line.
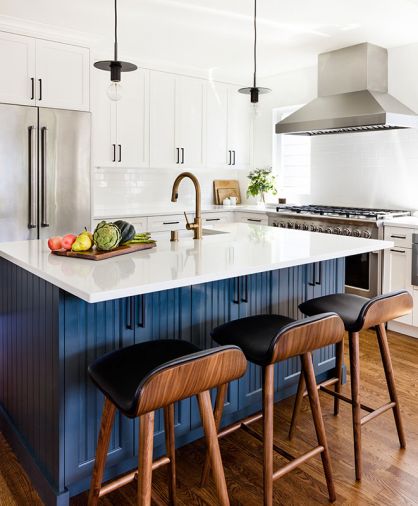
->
268, 205, 411, 239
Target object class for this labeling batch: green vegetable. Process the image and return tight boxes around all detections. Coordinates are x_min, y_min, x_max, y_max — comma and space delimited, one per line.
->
113, 220, 136, 243
122, 232, 155, 246
93, 221, 122, 251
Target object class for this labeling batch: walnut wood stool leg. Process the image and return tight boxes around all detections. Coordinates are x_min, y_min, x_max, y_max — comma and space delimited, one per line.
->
263, 364, 275, 506
288, 368, 305, 440
138, 411, 155, 506
376, 323, 406, 448
88, 398, 117, 506
164, 404, 177, 505
198, 390, 230, 506
301, 352, 336, 502
334, 340, 344, 416
348, 331, 362, 481
200, 383, 227, 487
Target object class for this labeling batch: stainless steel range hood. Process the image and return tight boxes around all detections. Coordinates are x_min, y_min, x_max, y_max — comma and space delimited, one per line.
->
275, 43, 418, 135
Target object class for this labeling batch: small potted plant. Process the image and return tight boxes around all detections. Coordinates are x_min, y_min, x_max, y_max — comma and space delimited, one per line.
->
246, 168, 277, 204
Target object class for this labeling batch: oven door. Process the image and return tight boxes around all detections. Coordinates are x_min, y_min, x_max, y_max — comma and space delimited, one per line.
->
345, 251, 380, 298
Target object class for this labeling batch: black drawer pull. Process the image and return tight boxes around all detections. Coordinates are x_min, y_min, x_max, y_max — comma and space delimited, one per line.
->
390, 235, 407, 239
247, 218, 262, 222
163, 221, 180, 225
206, 218, 221, 222
390, 249, 406, 254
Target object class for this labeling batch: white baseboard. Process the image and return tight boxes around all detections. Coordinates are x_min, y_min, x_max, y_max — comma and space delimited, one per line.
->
388, 320, 418, 338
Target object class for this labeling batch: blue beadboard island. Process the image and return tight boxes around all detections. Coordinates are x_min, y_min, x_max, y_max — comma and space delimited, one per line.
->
0, 223, 392, 505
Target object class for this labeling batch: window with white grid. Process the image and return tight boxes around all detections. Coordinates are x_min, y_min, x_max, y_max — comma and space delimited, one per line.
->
273, 106, 311, 195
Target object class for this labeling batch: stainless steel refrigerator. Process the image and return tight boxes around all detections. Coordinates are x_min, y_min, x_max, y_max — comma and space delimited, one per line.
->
0, 104, 91, 242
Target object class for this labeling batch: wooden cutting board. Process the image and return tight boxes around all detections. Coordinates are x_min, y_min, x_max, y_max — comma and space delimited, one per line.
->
213, 179, 241, 204
52, 242, 156, 261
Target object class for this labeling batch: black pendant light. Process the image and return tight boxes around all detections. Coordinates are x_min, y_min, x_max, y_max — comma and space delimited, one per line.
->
238, 0, 271, 114
94, 0, 137, 101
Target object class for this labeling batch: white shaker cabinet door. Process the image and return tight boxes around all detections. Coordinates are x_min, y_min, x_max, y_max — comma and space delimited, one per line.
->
206, 82, 229, 169
116, 69, 150, 168
0, 32, 35, 106
176, 76, 206, 169
384, 246, 413, 324
227, 88, 252, 170
35, 39, 90, 111
149, 71, 178, 169
92, 69, 117, 167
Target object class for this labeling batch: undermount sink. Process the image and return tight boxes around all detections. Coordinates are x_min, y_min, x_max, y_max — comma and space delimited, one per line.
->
202, 228, 228, 236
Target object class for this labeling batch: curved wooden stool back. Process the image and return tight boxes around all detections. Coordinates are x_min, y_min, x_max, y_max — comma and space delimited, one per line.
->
290, 290, 412, 481
88, 345, 247, 506
202, 313, 345, 506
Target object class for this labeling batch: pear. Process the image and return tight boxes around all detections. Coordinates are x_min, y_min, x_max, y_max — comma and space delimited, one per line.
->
80, 227, 93, 242
72, 233, 93, 252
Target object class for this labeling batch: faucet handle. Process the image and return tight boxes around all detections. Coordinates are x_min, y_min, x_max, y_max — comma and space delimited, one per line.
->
184, 211, 191, 229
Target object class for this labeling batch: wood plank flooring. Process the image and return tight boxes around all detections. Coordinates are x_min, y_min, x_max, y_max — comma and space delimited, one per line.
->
2, 328, 418, 505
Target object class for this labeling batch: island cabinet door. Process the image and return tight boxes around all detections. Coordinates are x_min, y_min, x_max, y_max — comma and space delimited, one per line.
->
133, 288, 193, 453
64, 295, 135, 486
189, 279, 240, 430
236, 272, 273, 411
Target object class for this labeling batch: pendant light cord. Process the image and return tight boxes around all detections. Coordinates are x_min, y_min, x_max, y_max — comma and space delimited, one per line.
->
253, 0, 257, 88
114, 0, 118, 61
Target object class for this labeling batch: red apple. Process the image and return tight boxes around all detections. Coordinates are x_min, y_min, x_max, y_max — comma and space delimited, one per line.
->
48, 236, 63, 251
61, 234, 77, 250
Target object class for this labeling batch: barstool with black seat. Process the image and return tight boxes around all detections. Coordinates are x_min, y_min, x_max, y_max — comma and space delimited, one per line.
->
289, 289, 413, 481
87, 339, 247, 506
201, 312, 345, 506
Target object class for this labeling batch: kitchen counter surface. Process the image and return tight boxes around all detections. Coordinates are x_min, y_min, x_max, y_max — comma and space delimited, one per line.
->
383, 216, 418, 228
93, 204, 272, 219
0, 223, 393, 303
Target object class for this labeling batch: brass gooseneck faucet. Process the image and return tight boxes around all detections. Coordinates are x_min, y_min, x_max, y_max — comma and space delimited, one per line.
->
171, 172, 202, 240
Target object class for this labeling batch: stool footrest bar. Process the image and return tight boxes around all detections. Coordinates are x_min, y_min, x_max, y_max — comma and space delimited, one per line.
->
273, 446, 324, 481
361, 402, 396, 425
217, 411, 263, 439
301, 377, 339, 398
320, 386, 374, 413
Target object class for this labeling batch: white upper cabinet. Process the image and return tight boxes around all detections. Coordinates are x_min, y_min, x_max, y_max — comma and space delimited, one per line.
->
176, 76, 206, 168
0, 32, 35, 106
227, 88, 252, 170
149, 71, 177, 169
92, 68, 149, 168
0, 32, 89, 111
149, 71, 206, 169
206, 82, 229, 169
35, 39, 89, 111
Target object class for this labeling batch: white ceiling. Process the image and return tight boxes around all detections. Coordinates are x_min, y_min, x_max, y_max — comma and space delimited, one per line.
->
3, 0, 418, 83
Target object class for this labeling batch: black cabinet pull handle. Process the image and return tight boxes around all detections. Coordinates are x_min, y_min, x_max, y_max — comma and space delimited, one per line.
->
241, 276, 248, 303
181, 147, 185, 164
233, 277, 240, 304
228, 150, 231, 165
163, 221, 180, 225
390, 249, 406, 254
137, 295, 146, 328
38, 79, 42, 101
247, 218, 262, 223
30, 78, 35, 100
233, 150, 236, 165
127, 296, 135, 330
118, 144, 122, 162
205, 218, 221, 222
176, 147, 180, 164
112, 144, 116, 162
390, 235, 406, 239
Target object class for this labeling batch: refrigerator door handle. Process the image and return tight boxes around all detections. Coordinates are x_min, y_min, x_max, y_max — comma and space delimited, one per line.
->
28, 126, 37, 229
41, 127, 49, 228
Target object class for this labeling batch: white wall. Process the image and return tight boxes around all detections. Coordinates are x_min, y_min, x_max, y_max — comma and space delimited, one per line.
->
252, 42, 418, 210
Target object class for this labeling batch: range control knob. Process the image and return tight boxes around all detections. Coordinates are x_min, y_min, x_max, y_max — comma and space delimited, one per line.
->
362, 230, 371, 239
287, 222, 294, 229
310, 225, 317, 232
302, 224, 309, 231
318, 226, 324, 233
333, 227, 342, 235
353, 229, 361, 237
279, 223, 286, 228
343, 228, 351, 236
272, 222, 278, 227
295, 223, 301, 230
325, 227, 333, 234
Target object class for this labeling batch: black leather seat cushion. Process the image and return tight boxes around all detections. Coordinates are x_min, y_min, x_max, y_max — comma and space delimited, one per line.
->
299, 293, 370, 332
211, 314, 295, 366
89, 339, 202, 417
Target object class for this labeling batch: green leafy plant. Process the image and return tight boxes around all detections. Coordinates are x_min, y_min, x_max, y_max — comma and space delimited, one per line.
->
246, 168, 277, 203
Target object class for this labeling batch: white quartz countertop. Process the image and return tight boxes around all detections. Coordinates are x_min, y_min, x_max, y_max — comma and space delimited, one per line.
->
382, 216, 418, 229
0, 223, 393, 304
93, 204, 271, 219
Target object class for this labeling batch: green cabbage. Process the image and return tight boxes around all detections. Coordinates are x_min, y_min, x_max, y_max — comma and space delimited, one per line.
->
93, 221, 122, 251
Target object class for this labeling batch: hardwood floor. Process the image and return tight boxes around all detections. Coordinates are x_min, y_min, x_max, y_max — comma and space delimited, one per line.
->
2, 329, 418, 505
